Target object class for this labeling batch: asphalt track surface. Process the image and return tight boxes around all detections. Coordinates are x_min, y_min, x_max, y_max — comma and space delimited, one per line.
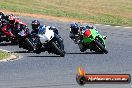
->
0, 16, 132, 88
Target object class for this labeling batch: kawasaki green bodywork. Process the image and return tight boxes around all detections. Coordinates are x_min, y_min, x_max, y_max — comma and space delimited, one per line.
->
83, 29, 106, 46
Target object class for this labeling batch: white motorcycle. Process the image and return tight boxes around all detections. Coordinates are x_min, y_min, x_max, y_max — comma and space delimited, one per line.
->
33, 26, 65, 57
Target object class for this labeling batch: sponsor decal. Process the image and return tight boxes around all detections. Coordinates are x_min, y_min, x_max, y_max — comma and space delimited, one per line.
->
76, 67, 131, 85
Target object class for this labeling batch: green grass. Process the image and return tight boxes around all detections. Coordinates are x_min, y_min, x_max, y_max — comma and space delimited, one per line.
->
0, 51, 10, 60
0, 0, 132, 26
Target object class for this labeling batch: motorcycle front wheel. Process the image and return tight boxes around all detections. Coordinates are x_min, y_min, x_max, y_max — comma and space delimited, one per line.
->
25, 38, 34, 51
50, 41, 65, 57
94, 40, 108, 54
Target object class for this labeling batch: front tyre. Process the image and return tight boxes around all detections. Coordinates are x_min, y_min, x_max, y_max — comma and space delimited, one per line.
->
94, 40, 108, 54
25, 38, 34, 51
51, 41, 65, 57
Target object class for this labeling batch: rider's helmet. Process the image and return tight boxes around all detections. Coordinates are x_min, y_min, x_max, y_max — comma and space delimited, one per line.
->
31, 20, 40, 31
70, 23, 79, 34
8, 15, 16, 25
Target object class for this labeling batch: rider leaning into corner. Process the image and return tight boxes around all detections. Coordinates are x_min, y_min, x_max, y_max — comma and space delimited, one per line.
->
0, 12, 29, 44
31, 20, 63, 53
69, 22, 107, 52
1, 13, 29, 38
1, 14, 25, 35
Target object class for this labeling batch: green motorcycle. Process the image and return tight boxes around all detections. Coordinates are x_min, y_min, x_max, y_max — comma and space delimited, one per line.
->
80, 28, 108, 54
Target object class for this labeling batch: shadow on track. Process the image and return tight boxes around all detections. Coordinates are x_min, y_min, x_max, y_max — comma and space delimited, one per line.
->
66, 52, 103, 54
10, 51, 33, 53
15, 83, 76, 88
0, 43, 16, 46
10, 51, 61, 57
28, 55, 61, 57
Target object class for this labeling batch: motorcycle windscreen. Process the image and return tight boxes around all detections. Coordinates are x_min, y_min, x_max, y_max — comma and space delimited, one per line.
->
38, 30, 54, 43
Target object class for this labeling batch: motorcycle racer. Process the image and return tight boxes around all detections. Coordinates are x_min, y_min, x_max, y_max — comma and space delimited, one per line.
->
0, 13, 15, 42
31, 20, 62, 42
69, 23, 105, 52
69, 23, 80, 44
0, 14, 30, 45
31, 20, 59, 35
31, 20, 65, 56
1, 14, 28, 37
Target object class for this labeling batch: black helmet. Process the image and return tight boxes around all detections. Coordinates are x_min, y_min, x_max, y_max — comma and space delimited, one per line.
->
70, 23, 79, 34
31, 20, 40, 31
